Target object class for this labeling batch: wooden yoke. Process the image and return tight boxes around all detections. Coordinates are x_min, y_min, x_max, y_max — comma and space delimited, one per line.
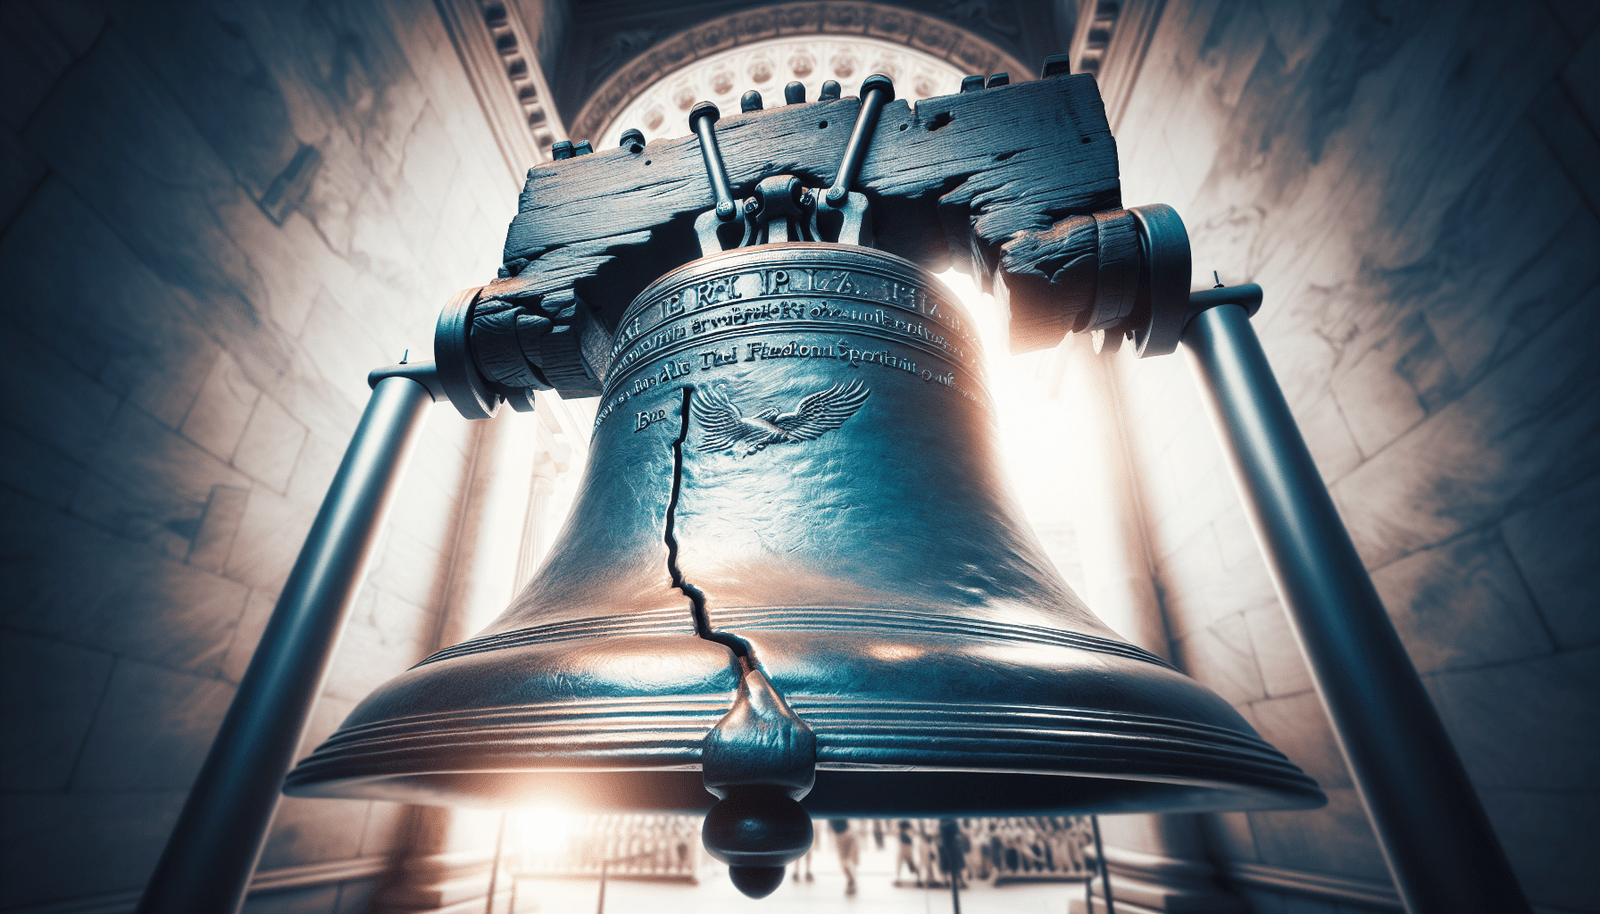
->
438, 67, 1163, 417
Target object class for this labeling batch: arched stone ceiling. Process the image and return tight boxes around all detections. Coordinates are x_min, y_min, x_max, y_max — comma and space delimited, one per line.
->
568, 2, 1032, 148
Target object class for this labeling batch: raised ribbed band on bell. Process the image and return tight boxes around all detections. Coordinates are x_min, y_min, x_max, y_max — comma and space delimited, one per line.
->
414, 607, 697, 665
290, 694, 730, 770
416, 607, 1175, 671
286, 692, 1316, 813
714, 607, 1175, 670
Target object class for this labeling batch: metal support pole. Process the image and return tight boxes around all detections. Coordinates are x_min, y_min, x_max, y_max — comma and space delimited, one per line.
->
137, 369, 438, 914
1089, 816, 1115, 914
1181, 304, 1531, 914
485, 811, 508, 914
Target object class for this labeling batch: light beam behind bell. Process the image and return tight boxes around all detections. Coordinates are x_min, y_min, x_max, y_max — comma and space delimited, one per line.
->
515, 806, 572, 855
285, 241, 1322, 848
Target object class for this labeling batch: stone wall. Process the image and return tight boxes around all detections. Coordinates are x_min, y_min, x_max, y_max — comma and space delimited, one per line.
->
1107, 1, 1599, 912
0, 0, 526, 910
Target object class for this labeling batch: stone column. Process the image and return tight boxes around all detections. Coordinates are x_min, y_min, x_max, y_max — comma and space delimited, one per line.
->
372, 406, 557, 914
1062, 335, 1245, 914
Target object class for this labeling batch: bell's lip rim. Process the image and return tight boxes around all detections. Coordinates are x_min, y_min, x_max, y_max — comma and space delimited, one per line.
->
291, 627, 1314, 803
284, 688, 1325, 814
284, 761, 1326, 817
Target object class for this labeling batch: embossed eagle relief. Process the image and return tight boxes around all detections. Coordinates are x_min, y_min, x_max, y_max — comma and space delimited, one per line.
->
696, 381, 871, 456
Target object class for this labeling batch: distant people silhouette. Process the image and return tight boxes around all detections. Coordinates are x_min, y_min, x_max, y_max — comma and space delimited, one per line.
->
830, 819, 860, 895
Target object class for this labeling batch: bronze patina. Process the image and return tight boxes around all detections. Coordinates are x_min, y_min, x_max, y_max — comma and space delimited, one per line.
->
286, 244, 1321, 895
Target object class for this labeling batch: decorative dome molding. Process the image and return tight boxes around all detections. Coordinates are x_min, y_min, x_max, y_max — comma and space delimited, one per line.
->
435, 0, 568, 176
568, 2, 1032, 147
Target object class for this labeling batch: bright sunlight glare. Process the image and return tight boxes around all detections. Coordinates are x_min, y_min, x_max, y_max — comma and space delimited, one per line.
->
515, 805, 574, 855
935, 269, 1086, 595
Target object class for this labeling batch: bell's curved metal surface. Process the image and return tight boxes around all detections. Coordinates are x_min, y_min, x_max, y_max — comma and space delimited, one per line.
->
285, 243, 1324, 819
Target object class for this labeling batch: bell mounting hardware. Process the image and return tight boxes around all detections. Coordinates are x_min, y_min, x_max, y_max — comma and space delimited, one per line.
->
432, 62, 1198, 421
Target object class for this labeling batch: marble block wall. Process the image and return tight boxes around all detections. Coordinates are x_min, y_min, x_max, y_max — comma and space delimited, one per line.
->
0, 0, 524, 910
1105, 1, 1599, 912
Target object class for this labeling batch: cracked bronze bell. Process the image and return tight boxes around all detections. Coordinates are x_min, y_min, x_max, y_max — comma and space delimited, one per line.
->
285, 242, 1324, 893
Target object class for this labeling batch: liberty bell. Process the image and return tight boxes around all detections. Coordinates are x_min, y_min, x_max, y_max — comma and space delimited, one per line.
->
285, 75, 1324, 898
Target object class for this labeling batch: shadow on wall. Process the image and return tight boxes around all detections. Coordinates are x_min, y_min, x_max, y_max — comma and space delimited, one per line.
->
1108, 1, 1600, 912
0, 0, 522, 910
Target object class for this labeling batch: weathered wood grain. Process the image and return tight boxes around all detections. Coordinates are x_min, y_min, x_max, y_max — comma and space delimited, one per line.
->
995, 214, 1100, 352
491, 75, 1123, 327
990, 206, 1148, 353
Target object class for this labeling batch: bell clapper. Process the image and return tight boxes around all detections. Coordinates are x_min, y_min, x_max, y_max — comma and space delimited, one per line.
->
696, 658, 820, 899
699, 666, 819, 899
702, 785, 815, 899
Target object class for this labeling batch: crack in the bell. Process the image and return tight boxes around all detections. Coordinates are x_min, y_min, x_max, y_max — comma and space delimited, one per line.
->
665, 386, 752, 665
669, 393, 816, 829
